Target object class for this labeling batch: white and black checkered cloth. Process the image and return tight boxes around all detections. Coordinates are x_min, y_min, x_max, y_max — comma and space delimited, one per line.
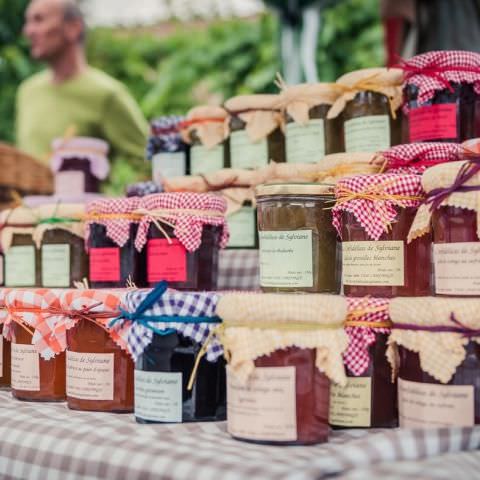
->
218, 249, 260, 291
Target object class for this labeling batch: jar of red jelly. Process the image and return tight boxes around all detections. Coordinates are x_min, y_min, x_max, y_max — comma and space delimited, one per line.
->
401, 51, 480, 144
0, 289, 11, 388
389, 297, 480, 427
85, 197, 146, 288
61, 289, 134, 412
408, 160, 480, 296
329, 297, 397, 429
333, 173, 432, 297
216, 293, 348, 446
135, 192, 229, 291
50, 137, 110, 195
5, 288, 65, 402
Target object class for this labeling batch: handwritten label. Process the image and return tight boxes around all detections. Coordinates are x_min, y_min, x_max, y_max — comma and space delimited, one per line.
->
227, 206, 256, 248
344, 115, 391, 152
89, 247, 120, 282
152, 151, 186, 181
11, 343, 40, 391
286, 119, 325, 163
434, 242, 480, 295
230, 130, 269, 169
55, 170, 86, 196
147, 238, 187, 283
329, 377, 372, 427
42, 244, 70, 287
342, 240, 404, 286
227, 366, 297, 442
135, 370, 182, 422
5, 245, 36, 287
409, 104, 457, 142
398, 378, 474, 428
67, 351, 114, 400
259, 230, 313, 287
190, 144, 224, 175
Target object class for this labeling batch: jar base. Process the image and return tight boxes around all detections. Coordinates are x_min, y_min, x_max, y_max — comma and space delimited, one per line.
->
67, 402, 133, 414
12, 393, 66, 403
229, 435, 329, 446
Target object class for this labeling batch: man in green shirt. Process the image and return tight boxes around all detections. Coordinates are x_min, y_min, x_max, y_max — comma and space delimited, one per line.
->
16, 0, 149, 167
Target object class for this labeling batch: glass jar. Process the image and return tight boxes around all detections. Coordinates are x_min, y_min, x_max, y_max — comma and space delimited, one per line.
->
256, 183, 340, 293
226, 201, 258, 249
55, 157, 100, 194
66, 318, 134, 412
5, 233, 39, 287
135, 332, 226, 423
0, 326, 11, 388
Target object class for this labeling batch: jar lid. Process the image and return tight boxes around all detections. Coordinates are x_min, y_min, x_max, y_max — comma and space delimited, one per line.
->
255, 182, 332, 197
180, 106, 228, 148
336, 67, 403, 88
224, 94, 280, 112
186, 105, 228, 120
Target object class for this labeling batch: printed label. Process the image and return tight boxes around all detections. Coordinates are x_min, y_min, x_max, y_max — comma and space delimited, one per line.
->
152, 151, 186, 181
434, 242, 480, 295
329, 377, 372, 427
398, 378, 474, 428
41, 244, 70, 287
227, 207, 256, 248
286, 119, 325, 163
135, 370, 182, 422
190, 144, 224, 175
55, 171, 86, 196
342, 241, 404, 286
344, 115, 391, 152
5, 245, 36, 287
66, 351, 114, 400
147, 238, 187, 283
409, 104, 457, 142
230, 130, 269, 169
11, 343, 40, 391
227, 366, 297, 441
259, 230, 313, 288
89, 247, 121, 282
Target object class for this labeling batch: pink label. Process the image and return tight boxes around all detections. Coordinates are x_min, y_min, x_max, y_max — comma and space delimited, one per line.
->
147, 239, 187, 283
409, 104, 457, 142
11, 343, 40, 391
89, 247, 121, 282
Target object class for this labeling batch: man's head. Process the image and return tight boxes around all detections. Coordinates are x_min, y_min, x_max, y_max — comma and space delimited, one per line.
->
24, 0, 85, 61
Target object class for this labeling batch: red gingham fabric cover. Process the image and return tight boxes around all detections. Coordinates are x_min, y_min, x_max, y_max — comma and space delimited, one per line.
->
135, 192, 229, 252
85, 197, 141, 248
332, 173, 424, 240
344, 297, 391, 376
401, 50, 480, 109
381, 143, 461, 174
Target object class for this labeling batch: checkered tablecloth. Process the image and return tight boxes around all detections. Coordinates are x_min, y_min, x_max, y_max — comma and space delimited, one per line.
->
218, 249, 259, 291
0, 391, 479, 480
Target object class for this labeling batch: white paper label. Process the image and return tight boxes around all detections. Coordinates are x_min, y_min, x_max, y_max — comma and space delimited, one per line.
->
134, 370, 182, 422
227, 366, 297, 442
66, 351, 114, 400
342, 240, 404, 286
398, 378, 474, 428
11, 343, 40, 391
190, 144, 224, 175
5, 245, 36, 287
286, 119, 325, 163
434, 242, 480, 295
259, 230, 313, 287
55, 170, 86, 196
344, 115, 391, 152
152, 151, 186, 181
329, 377, 372, 427
227, 206, 256, 248
230, 130, 269, 169
42, 244, 70, 287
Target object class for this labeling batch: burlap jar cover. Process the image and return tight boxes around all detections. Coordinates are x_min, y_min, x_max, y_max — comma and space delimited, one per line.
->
0, 207, 38, 253
180, 105, 228, 149
327, 67, 403, 119
215, 293, 348, 385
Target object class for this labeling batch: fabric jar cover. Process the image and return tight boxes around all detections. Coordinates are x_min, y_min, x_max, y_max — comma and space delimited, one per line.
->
215, 293, 348, 385
327, 67, 403, 119
126, 181, 163, 198
376, 142, 461, 174
344, 297, 392, 376
134, 192, 229, 252
85, 197, 141, 248
180, 105, 228, 149
387, 296, 480, 383
146, 116, 186, 159
50, 137, 110, 180
120, 282, 223, 362
400, 50, 480, 112
0, 207, 38, 253
332, 173, 425, 241
0, 288, 10, 325
408, 160, 480, 242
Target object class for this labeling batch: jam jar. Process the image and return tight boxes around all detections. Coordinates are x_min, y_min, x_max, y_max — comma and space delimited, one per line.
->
225, 94, 285, 169
226, 200, 258, 250
0, 291, 11, 388
327, 68, 403, 152
333, 174, 432, 297
256, 183, 340, 293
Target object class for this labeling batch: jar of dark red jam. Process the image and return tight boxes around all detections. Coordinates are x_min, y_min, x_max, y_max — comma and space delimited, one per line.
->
333, 174, 431, 297
0, 292, 11, 388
